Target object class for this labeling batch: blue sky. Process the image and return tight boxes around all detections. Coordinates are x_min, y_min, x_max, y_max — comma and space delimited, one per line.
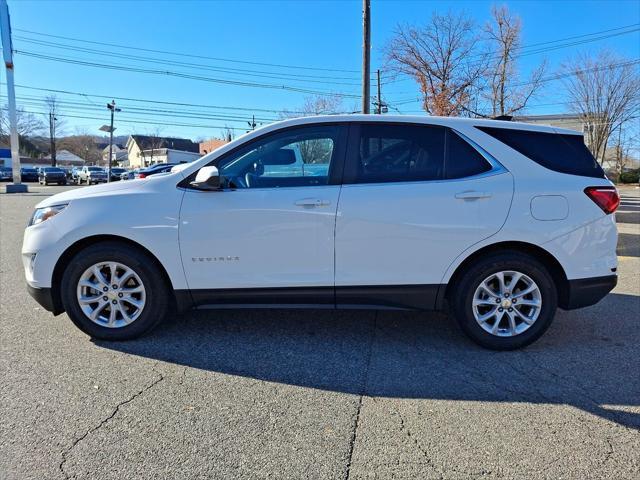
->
3, 0, 639, 140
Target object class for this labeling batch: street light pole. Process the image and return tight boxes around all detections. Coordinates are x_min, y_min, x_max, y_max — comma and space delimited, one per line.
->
105, 100, 120, 183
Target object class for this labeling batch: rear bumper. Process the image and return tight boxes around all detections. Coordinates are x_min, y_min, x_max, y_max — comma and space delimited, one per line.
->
27, 284, 63, 315
560, 275, 617, 310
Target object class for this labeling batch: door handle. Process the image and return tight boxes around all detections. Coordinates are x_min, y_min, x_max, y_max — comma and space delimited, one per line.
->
455, 191, 492, 200
295, 198, 331, 207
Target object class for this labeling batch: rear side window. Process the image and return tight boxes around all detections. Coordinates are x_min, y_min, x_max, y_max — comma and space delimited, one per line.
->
477, 126, 605, 178
355, 124, 445, 183
348, 124, 493, 184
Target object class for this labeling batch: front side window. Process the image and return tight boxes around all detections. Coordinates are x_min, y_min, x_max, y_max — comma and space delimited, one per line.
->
217, 125, 341, 189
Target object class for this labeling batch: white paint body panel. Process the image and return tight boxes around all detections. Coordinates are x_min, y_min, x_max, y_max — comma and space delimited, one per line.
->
179, 186, 340, 289
335, 172, 514, 285
22, 115, 617, 299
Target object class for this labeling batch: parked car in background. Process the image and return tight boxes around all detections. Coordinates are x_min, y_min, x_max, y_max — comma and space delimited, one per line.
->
119, 169, 139, 180
77, 166, 107, 185
58, 166, 72, 180
38, 167, 67, 186
70, 167, 82, 185
20, 167, 39, 182
0, 166, 12, 181
21, 115, 619, 350
136, 163, 179, 179
109, 167, 128, 182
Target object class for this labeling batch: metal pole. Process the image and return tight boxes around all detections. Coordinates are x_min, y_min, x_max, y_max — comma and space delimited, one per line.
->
0, 0, 26, 192
49, 112, 56, 167
108, 101, 115, 183
376, 69, 382, 114
362, 0, 371, 114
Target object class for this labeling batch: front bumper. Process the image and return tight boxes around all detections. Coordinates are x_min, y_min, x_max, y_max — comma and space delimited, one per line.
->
560, 274, 617, 310
27, 284, 63, 315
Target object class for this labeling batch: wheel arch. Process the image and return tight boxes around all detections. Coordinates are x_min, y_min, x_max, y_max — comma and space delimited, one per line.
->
440, 241, 570, 309
50, 234, 192, 315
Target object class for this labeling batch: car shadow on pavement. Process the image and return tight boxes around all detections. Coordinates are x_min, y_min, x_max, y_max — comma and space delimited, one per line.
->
96, 293, 640, 430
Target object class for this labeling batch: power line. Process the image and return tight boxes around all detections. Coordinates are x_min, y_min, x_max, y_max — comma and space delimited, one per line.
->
13, 27, 361, 74
13, 36, 368, 86
15, 23, 639, 88
2, 83, 311, 114
0, 107, 254, 131
1, 94, 281, 123
14, 50, 363, 98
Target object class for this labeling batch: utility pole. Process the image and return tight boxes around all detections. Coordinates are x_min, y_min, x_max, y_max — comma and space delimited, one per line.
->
247, 115, 257, 131
49, 112, 56, 166
362, 0, 371, 114
376, 69, 382, 114
0, 0, 26, 192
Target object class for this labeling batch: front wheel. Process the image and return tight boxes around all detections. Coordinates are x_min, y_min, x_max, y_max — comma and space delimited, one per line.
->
61, 242, 170, 340
450, 252, 558, 350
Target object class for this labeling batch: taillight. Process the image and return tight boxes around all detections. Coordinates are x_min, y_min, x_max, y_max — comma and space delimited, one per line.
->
138, 173, 147, 179
584, 186, 620, 214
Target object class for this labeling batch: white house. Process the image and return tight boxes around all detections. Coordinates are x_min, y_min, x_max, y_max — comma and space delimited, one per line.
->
126, 135, 200, 168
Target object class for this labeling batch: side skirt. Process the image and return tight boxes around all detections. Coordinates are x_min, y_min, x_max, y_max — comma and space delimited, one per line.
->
176, 284, 444, 312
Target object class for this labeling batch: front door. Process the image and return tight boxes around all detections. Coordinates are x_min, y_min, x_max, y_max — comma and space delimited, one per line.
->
179, 124, 347, 304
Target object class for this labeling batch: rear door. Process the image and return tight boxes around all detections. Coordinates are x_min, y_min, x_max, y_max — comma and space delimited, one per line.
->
335, 123, 513, 309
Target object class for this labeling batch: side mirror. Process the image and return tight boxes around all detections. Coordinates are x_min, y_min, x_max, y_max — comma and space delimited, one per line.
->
190, 166, 221, 190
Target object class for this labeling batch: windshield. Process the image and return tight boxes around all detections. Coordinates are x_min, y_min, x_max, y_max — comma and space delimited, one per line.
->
88, 167, 104, 172
44, 167, 63, 172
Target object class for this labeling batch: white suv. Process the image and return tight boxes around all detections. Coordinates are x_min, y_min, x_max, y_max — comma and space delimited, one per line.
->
22, 115, 619, 350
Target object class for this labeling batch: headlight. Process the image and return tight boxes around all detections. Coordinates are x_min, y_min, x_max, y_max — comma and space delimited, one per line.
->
29, 204, 68, 226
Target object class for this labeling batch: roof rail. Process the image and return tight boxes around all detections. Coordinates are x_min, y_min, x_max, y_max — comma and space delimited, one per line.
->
492, 115, 513, 121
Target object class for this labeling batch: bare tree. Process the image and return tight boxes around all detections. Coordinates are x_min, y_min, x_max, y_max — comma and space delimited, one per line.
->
279, 95, 344, 164
484, 6, 546, 116
279, 94, 345, 119
45, 96, 65, 166
220, 125, 234, 142
0, 105, 44, 139
384, 12, 488, 116
139, 128, 164, 166
609, 126, 638, 181
563, 50, 640, 164
58, 131, 102, 165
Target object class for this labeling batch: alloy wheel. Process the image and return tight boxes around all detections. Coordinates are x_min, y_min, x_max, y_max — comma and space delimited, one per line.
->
472, 270, 542, 337
76, 261, 146, 328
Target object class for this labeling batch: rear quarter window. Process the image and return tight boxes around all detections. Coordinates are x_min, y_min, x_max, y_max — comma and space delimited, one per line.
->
477, 126, 605, 178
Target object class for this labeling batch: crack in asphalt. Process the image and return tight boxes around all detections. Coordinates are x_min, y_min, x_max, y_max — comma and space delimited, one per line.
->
343, 313, 377, 480
394, 407, 441, 478
178, 366, 188, 386
58, 373, 165, 480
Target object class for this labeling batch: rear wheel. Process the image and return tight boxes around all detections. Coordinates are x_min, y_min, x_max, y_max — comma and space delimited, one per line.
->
61, 242, 170, 340
450, 252, 558, 350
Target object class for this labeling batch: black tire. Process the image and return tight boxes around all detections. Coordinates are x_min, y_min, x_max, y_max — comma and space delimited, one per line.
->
450, 251, 558, 350
60, 241, 170, 340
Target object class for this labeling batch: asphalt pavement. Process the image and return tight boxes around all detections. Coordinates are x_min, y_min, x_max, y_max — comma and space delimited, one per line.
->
1, 184, 639, 479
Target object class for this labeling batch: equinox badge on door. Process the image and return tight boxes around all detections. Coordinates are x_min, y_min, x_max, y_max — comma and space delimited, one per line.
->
191, 256, 240, 262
